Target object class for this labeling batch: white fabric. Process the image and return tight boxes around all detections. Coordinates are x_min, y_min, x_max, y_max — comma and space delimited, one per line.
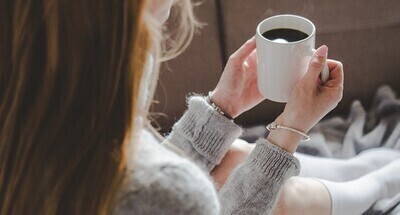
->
296, 148, 400, 182
319, 159, 400, 215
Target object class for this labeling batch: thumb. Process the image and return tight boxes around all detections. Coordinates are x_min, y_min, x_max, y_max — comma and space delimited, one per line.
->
304, 45, 328, 82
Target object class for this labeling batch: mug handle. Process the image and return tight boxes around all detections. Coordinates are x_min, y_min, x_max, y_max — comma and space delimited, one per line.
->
311, 48, 330, 83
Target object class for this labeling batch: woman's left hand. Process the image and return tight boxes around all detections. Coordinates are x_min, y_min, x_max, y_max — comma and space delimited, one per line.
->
211, 37, 264, 119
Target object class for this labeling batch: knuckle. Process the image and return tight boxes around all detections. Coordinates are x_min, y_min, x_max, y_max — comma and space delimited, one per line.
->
334, 89, 344, 102
337, 62, 344, 70
245, 38, 254, 45
337, 92, 343, 101
309, 58, 324, 70
228, 54, 237, 61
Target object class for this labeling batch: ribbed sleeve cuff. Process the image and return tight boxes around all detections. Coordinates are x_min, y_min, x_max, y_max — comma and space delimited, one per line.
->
247, 139, 300, 180
172, 96, 242, 165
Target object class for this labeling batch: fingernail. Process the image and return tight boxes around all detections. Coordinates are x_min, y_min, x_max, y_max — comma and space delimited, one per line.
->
315, 45, 328, 58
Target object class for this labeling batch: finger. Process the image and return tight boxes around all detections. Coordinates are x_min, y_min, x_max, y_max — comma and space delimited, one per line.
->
304, 45, 328, 83
247, 49, 258, 65
230, 37, 256, 62
243, 49, 257, 72
324, 60, 344, 87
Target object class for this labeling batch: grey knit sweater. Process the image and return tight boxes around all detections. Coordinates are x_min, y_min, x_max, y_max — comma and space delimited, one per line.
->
115, 96, 300, 214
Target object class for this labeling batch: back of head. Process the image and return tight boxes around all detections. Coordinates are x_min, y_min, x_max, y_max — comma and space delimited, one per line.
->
0, 0, 149, 214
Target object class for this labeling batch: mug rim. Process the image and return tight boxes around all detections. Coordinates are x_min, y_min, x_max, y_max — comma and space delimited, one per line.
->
256, 14, 316, 45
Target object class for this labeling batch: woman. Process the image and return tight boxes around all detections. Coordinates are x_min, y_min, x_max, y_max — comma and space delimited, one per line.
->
0, 0, 343, 214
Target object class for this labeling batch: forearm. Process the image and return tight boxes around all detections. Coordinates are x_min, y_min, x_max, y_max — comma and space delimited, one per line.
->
218, 139, 300, 214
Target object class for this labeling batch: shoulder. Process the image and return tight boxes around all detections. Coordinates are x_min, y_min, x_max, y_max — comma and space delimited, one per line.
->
115, 129, 220, 215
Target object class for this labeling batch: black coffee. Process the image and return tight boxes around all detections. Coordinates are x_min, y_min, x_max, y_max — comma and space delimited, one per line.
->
262, 28, 309, 42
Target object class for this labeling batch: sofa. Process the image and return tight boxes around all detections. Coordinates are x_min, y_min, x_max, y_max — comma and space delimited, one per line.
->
152, 0, 400, 133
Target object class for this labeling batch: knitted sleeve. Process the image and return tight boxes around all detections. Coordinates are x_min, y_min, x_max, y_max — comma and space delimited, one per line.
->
164, 96, 242, 172
218, 140, 300, 214
164, 96, 300, 214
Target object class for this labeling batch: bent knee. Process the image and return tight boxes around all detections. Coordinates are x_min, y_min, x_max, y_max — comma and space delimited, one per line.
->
274, 177, 331, 215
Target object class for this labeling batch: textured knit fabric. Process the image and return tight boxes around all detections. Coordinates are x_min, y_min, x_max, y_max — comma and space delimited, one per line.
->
165, 96, 243, 172
242, 86, 400, 214
115, 96, 300, 214
115, 129, 220, 215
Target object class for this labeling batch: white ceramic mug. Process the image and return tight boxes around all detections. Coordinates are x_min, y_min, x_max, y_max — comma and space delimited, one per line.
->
256, 14, 329, 103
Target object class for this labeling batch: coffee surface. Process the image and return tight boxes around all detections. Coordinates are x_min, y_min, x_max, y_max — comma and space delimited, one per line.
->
262, 28, 309, 42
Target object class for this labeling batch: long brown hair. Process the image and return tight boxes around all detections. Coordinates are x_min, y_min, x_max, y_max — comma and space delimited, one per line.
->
0, 0, 149, 214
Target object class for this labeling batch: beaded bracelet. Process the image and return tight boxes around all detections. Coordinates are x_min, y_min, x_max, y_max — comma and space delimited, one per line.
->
206, 92, 234, 121
266, 122, 310, 141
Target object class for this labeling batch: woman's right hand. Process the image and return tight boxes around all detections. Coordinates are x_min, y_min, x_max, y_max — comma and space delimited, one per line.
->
282, 45, 344, 133
268, 45, 344, 153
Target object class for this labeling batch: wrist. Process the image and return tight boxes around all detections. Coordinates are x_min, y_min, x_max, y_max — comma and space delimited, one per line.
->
266, 114, 309, 154
209, 91, 237, 119
279, 111, 313, 133
207, 92, 235, 120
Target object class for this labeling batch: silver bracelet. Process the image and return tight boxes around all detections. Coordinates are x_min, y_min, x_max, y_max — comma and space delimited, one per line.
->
206, 92, 233, 120
266, 122, 310, 141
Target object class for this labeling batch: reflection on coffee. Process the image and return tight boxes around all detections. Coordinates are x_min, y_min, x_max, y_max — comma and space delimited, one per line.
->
262, 28, 309, 43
